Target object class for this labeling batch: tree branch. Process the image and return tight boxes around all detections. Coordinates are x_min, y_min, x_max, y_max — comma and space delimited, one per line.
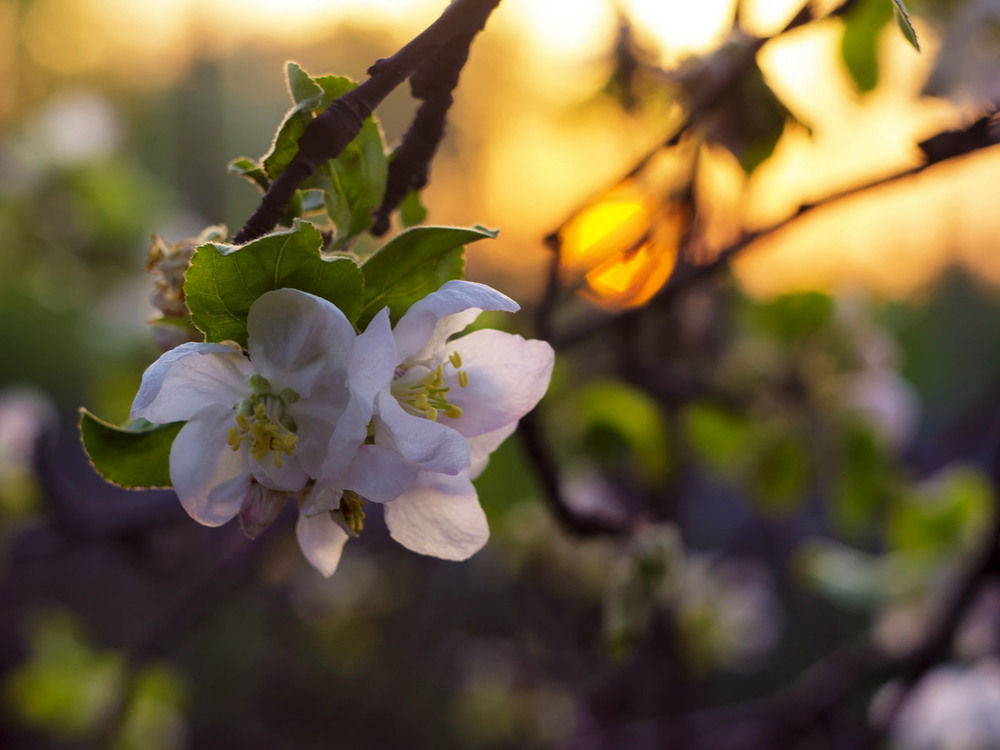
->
233, 0, 502, 244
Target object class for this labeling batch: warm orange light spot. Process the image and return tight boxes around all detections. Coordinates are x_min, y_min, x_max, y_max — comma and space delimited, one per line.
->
558, 181, 652, 271
583, 239, 676, 309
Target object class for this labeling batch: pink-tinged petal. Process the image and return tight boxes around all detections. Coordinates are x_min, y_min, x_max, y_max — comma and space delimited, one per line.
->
384, 471, 488, 560
352, 308, 397, 402
393, 280, 519, 362
375, 393, 469, 475
132, 342, 252, 424
239, 485, 288, 539
467, 422, 519, 480
169, 411, 250, 526
447, 330, 554, 437
345, 444, 420, 503
296, 510, 349, 577
247, 289, 355, 398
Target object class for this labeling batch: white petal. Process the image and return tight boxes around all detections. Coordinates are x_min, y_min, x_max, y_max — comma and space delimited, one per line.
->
249, 451, 309, 493
352, 308, 397, 403
296, 510, 349, 577
169, 411, 250, 526
301, 485, 342, 516
375, 393, 469, 475
247, 288, 355, 399
447, 330, 555, 437
345, 444, 420, 503
467, 422, 518, 480
131, 342, 252, 424
393, 280, 519, 362
289, 382, 352, 478
383, 471, 488, 560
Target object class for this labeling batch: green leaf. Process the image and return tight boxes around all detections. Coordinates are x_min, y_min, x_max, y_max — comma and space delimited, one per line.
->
747, 291, 835, 344
359, 225, 496, 327
263, 63, 388, 247
185, 220, 364, 347
79, 410, 183, 489
832, 419, 895, 537
684, 403, 751, 474
841, 0, 893, 93
888, 465, 991, 556
399, 189, 428, 228
749, 428, 810, 514
703, 62, 805, 174
891, 0, 920, 52
227, 156, 270, 193
580, 380, 669, 482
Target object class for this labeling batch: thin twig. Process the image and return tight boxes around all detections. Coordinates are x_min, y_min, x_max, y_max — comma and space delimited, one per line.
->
518, 411, 631, 537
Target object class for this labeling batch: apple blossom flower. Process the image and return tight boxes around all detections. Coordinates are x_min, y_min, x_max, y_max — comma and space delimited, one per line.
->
303, 280, 556, 573
131, 288, 372, 552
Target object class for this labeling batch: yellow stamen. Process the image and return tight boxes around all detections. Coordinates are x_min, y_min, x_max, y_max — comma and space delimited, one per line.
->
227, 427, 242, 450
449, 351, 463, 369
457, 370, 469, 388
443, 405, 463, 419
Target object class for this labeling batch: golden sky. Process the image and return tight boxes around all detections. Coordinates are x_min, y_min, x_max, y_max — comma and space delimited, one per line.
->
7, 0, 1000, 302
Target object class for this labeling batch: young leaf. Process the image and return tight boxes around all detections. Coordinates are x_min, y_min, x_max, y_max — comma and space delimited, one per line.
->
228, 157, 270, 192
891, 0, 920, 52
359, 225, 497, 327
185, 220, 364, 347
79, 410, 183, 489
840, 0, 892, 93
399, 189, 428, 228
263, 64, 388, 247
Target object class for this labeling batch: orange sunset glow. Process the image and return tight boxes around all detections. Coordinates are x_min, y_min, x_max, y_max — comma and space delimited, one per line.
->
3, 0, 996, 304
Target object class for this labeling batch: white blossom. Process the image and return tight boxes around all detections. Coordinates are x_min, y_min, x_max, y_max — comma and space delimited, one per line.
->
304, 280, 555, 570
131, 288, 367, 552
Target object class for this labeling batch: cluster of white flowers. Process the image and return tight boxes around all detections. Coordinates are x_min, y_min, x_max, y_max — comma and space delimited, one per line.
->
131, 281, 554, 576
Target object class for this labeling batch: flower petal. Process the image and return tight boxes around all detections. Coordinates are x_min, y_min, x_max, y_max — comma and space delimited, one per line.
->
239, 485, 288, 539
467, 422, 519, 480
315, 308, 398, 484
447, 330, 554, 437
247, 288, 356, 399
383, 471, 488, 560
352, 308, 397, 403
375, 392, 469, 475
393, 280, 519, 362
345, 444, 420, 503
289, 382, 352, 478
169, 410, 250, 526
296, 510, 349, 577
131, 342, 253, 424
249, 451, 309, 493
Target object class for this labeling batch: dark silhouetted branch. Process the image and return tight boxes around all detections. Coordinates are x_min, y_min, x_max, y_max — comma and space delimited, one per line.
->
233, 0, 502, 244
372, 20, 486, 235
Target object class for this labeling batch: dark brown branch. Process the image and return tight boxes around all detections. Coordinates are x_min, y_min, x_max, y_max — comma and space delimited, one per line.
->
233, 0, 502, 244
372, 21, 486, 235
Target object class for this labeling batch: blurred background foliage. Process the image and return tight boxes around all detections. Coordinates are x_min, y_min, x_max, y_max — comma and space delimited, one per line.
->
4, 0, 1000, 747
